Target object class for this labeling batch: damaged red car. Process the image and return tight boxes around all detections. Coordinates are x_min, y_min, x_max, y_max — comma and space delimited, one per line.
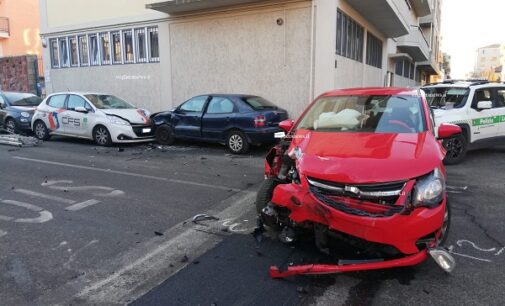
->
256, 87, 461, 278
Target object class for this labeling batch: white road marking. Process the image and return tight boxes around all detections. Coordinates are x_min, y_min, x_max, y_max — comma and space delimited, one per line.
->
14, 188, 76, 204
65, 199, 101, 212
42, 180, 125, 197
13, 157, 242, 192
0, 230, 7, 238
1, 200, 53, 223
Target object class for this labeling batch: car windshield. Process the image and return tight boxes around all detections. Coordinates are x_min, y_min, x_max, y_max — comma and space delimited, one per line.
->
243, 97, 277, 110
295, 95, 426, 133
4, 93, 42, 106
85, 94, 135, 109
423, 87, 469, 109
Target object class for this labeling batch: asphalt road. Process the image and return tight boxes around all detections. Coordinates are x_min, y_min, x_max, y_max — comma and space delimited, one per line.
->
1, 136, 504, 306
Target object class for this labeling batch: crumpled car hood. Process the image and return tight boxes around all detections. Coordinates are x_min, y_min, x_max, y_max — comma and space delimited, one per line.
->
103, 109, 151, 124
291, 129, 444, 184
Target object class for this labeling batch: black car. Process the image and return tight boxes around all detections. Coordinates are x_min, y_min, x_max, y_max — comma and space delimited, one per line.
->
0, 92, 43, 134
152, 94, 288, 154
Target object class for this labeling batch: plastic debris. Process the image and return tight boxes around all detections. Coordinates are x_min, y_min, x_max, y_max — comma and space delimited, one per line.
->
192, 214, 219, 224
0, 131, 41, 147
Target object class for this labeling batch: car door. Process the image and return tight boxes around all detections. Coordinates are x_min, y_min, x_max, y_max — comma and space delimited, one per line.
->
63, 94, 94, 137
45, 94, 68, 134
172, 96, 208, 138
201, 96, 237, 141
468, 88, 499, 142
493, 88, 505, 137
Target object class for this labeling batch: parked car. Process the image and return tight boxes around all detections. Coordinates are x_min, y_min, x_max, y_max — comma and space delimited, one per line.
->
256, 87, 461, 278
422, 80, 505, 164
152, 94, 288, 154
32, 92, 154, 146
0, 91, 43, 134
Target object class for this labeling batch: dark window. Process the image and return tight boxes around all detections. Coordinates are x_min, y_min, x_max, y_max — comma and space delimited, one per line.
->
135, 28, 147, 63
111, 32, 122, 64
100, 33, 111, 65
123, 30, 134, 64
207, 97, 235, 114
366, 32, 383, 68
69, 37, 78, 67
403, 60, 410, 78
50, 39, 59, 68
472, 89, 492, 109
78, 36, 89, 66
495, 89, 505, 108
180, 96, 207, 112
409, 62, 415, 79
148, 27, 159, 62
89, 34, 100, 66
67, 95, 92, 111
4, 93, 42, 106
47, 95, 67, 108
243, 96, 277, 110
59, 38, 69, 67
336, 9, 363, 62
395, 60, 403, 76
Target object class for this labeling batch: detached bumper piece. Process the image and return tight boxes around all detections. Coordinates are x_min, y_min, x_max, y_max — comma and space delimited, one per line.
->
269, 249, 428, 278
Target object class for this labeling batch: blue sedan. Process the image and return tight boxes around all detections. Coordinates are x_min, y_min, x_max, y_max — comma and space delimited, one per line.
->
0, 92, 42, 134
152, 94, 289, 154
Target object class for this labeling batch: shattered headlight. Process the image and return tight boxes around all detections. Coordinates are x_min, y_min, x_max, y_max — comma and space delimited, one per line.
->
412, 168, 445, 208
107, 115, 130, 126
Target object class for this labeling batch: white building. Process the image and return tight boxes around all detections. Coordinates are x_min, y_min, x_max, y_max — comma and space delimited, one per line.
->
473, 44, 505, 80
40, 0, 442, 117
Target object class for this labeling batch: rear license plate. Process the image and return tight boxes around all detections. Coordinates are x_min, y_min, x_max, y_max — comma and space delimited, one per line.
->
142, 128, 151, 134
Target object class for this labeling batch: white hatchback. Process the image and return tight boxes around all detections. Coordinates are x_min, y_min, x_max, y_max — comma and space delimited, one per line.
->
32, 92, 154, 146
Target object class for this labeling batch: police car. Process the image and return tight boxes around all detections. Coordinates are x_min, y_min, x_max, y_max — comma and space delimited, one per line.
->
32, 92, 154, 146
422, 80, 505, 164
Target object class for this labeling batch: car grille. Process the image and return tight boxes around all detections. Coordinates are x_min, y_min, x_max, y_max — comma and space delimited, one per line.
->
307, 177, 406, 218
131, 124, 154, 137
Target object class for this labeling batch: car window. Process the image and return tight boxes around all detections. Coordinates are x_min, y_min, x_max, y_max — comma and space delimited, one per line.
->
85, 94, 135, 109
494, 89, 505, 108
472, 89, 492, 109
47, 95, 67, 108
207, 97, 235, 114
4, 92, 42, 106
243, 97, 277, 110
67, 95, 92, 111
180, 96, 207, 112
423, 87, 469, 109
0, 95, 5, 107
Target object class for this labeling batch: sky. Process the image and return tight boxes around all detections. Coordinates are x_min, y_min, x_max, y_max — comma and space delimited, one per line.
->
441, 0, 504, 78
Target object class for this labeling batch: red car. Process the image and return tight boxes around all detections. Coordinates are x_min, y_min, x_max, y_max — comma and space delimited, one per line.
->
256, 87, 461, 278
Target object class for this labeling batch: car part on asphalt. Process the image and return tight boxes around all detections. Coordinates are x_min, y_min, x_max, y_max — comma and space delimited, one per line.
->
256, 87, 461, 278
192, 214, 219, 224
0, 130, 41, 147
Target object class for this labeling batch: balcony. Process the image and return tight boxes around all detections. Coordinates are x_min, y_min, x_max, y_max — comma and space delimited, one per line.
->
396, 26, 430, 61
409, 0, 432, 17
146, 0, 268, 14
0, 17, 9, 38
418, 51, 441, 75
419, 14, 433, 27
346, 0, 410, 38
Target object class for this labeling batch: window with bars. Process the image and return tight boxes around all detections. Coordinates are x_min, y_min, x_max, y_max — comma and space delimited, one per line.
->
69, 37, 78, 67
123, 30, 134, 64
78, 35, 89, 66
148, 27, 159, 62
336, 9, 364, 62
135, 28, 148, 63
50, 39, 59, 68
100, 33, 111, 65
395, 59, 416, 80
89, 34, 100, 66
111, 31, 122, 64
366, 32, 382, 69
59, 38, 69, 67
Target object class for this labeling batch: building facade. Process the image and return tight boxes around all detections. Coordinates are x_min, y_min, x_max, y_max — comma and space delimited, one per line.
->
473, 44, 505, 81
40, 0, 442, 117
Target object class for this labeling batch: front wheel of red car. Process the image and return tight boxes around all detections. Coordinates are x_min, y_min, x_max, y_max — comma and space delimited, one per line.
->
442, 134, 467, 165
255, 178, 278, 214
438, 201, 451, 246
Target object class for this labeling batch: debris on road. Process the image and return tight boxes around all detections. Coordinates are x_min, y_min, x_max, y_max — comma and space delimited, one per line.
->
180, 255, 189, 263
154, 231, 164, 236
0, 131, 41, 147
192, 214, 219, 224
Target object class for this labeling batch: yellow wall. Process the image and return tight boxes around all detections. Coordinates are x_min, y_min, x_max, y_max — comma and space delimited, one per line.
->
0, 0, 41, 57
46, 0, 156, 28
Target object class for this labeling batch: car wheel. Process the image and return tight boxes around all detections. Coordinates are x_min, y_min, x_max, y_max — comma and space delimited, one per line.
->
5, 118, 18, 134
226, 130, 249, 154
442, 134, 467, 165
93, 125, 112, 146
33, 120, 51, 141
255, 178, 278, 214
438, 200, 451, 246
155, 125, 175, 145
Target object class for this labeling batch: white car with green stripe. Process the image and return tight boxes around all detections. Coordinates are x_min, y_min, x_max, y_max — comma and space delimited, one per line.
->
423, 80, 505, 164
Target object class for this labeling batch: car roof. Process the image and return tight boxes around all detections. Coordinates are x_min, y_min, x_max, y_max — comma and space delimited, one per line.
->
422, 80, 505, 89
48, 92, 110, 96
323, 87, 419, 97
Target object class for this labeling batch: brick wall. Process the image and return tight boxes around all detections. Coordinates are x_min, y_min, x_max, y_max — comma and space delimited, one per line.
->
0, 55, 38, 94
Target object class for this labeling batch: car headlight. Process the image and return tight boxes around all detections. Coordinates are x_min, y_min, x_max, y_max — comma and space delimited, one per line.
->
412, 168, 445, 208
21, 112, 31, 118
107, 115, 130, 126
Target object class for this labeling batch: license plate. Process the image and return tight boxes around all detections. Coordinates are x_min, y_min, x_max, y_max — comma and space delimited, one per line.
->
142, 128, 151, 133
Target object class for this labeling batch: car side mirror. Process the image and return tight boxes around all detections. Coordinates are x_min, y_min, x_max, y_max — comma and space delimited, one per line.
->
438, 123, 462, 139
278, 119, 294, 132
477, 101, 492, 110
74, 106, 88, 113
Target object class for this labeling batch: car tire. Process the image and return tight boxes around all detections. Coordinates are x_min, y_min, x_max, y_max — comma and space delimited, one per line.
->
155, 124, 175, 145
442, 134, 467, 165
93, 125, 112, 146
226, 130, 249, 154
255, 178, 278, 214
438, 200, 451, 246
33, 120, 51, 141
4, 118, 18, 134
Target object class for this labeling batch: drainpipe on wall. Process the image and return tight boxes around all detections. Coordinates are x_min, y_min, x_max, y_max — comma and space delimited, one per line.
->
308, 0, 316, 104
